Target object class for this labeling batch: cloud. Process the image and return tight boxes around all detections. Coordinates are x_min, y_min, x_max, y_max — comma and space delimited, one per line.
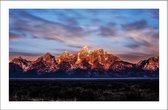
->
9, 32, 23, 41
51, 48, 78, 55
125, 38, 151, 49
67, 45, 83, 49
10, 52, 42, 56
122, 20, 147, 30
99, 23, 117, 37
116, 18, 159, 58
121, 27, 159, 57
10, 10, 85, 44
9, 9, 159, 62
148, 9, 159, 19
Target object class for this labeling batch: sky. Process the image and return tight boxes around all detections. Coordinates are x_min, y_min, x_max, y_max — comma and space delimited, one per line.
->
9, 9, 159, 63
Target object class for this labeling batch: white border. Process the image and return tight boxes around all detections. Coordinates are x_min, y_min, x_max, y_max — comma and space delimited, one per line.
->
0, 1, 167, 110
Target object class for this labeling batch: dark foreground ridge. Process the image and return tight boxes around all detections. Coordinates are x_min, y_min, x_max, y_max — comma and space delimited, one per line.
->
9, 46, 159, 78
9, 79, 159, 101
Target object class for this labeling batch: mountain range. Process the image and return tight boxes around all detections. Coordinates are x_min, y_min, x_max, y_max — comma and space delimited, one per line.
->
9, 46, 159, 78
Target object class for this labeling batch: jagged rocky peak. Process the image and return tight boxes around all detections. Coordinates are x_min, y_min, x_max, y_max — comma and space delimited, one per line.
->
10, 56, 31, 70
79, 46, 108, 56
18, 56, 23, 59
12, 56, 24, 62
148, 56, 159, 62
78, 45, 91, 54
93, 48, 104, 53
58, 51, 73, 62
34, 52, 55, 63
81, 45, 89, 51
61, 51, 71, 57
137, 56, 159, 71
42, 52, 54, 60
9, 46, 159, 76
11, 56, 30, 64
26, 52, 58, 73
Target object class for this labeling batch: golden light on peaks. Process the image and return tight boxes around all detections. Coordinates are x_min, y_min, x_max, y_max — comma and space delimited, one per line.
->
63, 51, 68, 54
83, 45, 92, 54
83, 45, 88, 49
77, 52, 81, 61
57, 58, 61, 64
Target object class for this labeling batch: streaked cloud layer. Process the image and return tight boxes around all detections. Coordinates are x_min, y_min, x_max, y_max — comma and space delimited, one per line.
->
9, 9, 159, 63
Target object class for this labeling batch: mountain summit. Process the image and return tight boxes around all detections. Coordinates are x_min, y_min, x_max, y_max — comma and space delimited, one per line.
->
137, 56, 159, 71
9, 47, 159, 78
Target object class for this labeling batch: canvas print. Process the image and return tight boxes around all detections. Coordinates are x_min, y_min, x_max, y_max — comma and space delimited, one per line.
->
9, 9, 159, 101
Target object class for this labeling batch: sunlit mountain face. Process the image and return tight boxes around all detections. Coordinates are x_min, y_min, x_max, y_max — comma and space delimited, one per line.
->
9, 9, 159, 78
9, 46, 159, 78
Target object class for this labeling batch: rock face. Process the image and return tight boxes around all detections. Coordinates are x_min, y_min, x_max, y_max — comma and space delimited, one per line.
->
137, 56, 159, 72
10, 56, 31, 71
9, 46, 159, 78
109, 61, 135, 72
26, 53, 58, 74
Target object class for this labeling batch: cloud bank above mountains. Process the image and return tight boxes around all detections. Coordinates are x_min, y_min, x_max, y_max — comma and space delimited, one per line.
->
9, 9, 159, 63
